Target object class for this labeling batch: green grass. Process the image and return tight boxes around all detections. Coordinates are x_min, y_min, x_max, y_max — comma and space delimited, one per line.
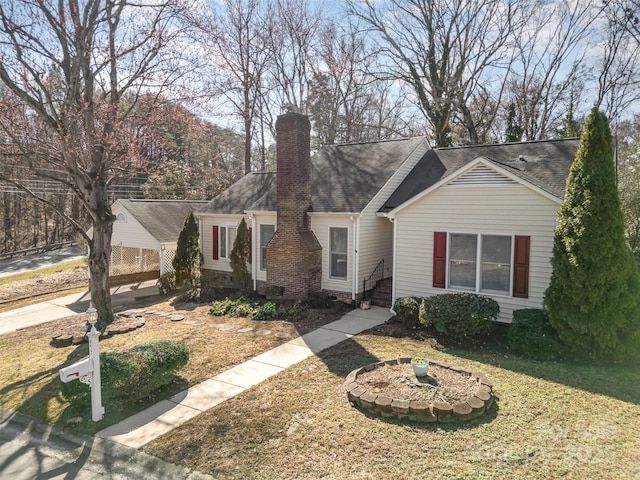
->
1, 299, 638, 478
0, 300, 337, 436
0, 259, 87, 286
144, 324, 640, 480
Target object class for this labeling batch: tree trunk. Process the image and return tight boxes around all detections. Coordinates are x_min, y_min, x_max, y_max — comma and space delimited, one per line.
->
88, 184, 116, 331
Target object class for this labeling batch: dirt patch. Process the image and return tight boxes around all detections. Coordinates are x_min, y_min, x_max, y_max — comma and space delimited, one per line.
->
0, 267, 88, 303
355, 362, 479, 404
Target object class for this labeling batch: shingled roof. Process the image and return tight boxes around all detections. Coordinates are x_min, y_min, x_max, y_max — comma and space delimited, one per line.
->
198, 137, 426, 215
380, 138, 579, 213
197, 172, 276, 215
118, 199, 207, 243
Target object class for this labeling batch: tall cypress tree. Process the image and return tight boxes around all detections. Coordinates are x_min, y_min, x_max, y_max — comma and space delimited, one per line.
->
230, 217, 251, 291
173, 212, 200, 287
544, 108, 640, 361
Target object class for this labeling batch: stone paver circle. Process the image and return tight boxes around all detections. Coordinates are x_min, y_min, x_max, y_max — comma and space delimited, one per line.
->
344, 358, 494, 423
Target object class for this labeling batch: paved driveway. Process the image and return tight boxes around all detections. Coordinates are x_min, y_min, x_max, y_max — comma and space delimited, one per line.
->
0, 245, 86, 278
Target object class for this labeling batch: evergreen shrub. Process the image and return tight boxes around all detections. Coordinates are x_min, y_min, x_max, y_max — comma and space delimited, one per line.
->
61, 340, 189, 404
393, 297, 422, 328
544, 108, 640, 361
419, 293, 498, 342
508, 309, 561, 360
158, 272, 177, 295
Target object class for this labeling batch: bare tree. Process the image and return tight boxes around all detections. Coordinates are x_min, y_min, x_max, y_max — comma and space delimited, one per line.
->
186, 0, 272, 174
0, 0, 185, 327
309, 21, 411, 145
347, 0, 522, 146
264, 0, 322, 114
595, 0, 640, 122
507, 0, 599, 140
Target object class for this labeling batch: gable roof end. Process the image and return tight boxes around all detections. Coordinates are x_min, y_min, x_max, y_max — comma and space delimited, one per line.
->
380, 138, 579, 215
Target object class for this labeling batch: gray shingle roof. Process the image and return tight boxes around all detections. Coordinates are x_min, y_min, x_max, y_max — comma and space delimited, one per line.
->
199, 137, 426, 215
118, 199, 207, 243
196, 172, 276, 215
380, 138, 579, 213
311, 137, 426, 212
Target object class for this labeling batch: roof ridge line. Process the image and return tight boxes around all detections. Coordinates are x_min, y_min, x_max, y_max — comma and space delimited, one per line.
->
435, 137, 579, 151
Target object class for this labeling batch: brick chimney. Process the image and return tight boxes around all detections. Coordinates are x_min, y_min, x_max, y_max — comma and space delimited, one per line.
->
266, 112, 321, 299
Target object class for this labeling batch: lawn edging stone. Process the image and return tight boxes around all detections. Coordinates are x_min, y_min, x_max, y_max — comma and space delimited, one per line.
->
344, 358, 495, 424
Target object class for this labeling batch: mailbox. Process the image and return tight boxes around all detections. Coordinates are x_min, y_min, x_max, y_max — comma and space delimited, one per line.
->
59, 357, 92, 383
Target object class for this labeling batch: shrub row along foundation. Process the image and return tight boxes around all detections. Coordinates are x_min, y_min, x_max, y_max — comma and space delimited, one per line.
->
344, 358, 494, 423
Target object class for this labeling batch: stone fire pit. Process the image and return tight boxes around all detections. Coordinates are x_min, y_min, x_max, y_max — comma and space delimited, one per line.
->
344, 357, 494, 423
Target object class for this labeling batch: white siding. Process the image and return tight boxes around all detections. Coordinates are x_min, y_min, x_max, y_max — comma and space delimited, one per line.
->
357, 214, 393, 289
311, 215, 353, 293
357, 139, 429, 290
198, 214, 244, 272
111, 204, 159, 250
393, 184, 560, 322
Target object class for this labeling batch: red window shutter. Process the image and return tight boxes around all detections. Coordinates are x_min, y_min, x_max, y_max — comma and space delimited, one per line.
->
433, 232, 447, 288
513, 235, 530, 298
212, 225, 219, 260
248, 227, 252, 264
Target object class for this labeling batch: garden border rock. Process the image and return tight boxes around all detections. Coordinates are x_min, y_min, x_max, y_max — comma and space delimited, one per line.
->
344, 357, 494, 423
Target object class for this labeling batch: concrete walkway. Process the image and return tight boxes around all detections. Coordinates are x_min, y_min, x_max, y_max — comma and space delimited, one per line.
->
97, 306, 391, 449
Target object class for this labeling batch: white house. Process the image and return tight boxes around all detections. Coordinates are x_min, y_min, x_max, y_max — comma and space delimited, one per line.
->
196, 113, 428, 304
196, 112, 578, 321
380, 139, 578, 322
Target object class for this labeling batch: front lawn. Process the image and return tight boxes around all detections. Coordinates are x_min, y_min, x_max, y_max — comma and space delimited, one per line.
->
1, 296, 638, 479
144, 322, 640, 479
0, 298, 339, 435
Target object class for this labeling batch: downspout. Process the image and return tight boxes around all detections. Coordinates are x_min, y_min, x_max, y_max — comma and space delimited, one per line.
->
250, 214, 257, 291
351, 215, 360, 308
389, 216, 397, 315
198, 216, 203, 276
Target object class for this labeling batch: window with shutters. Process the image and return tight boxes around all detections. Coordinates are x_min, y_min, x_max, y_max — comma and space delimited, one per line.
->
434, 232, 529, 297
215, 224, 238, 260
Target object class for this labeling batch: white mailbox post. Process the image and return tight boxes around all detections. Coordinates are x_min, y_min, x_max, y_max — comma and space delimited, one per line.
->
59, 304, 104, 422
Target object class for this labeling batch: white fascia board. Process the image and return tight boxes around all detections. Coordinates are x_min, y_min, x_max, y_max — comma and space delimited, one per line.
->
359, 137, 430, 215
244, 210, 276, 215
387, 157, 562, 218
194, 212, 246, 219
307, 212, 360, 217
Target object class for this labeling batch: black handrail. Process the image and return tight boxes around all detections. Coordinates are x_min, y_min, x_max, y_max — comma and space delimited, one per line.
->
362, 259, 384, 301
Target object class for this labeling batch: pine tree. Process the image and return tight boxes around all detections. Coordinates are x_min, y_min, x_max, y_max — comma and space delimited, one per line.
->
172, 212, 200, 287
505, 102, 524, 143
544, 108, 640, 361
230, 217, 251, 291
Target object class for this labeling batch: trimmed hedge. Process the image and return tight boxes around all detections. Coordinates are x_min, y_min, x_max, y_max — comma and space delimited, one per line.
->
61, 340, 189, 404
508, 309, 561, 360
393, 297, 422, 328
418, 293, 498, 342
210, 297, 307, 321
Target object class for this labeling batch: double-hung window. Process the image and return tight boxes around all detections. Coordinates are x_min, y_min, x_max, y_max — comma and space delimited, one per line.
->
260, 224, 275, 271
329, 227, 348, 279
448, 233, 511, 295
218, 226, 237, 259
